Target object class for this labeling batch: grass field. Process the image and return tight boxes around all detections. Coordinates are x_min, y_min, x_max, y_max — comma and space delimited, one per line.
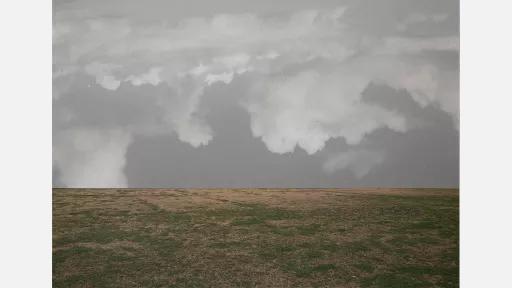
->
53, 188, 459, 288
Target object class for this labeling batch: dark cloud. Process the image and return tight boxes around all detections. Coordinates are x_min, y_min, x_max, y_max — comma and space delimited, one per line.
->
53, 0, 459, 187
123, 77, 458, 188
53, 74, 167, 132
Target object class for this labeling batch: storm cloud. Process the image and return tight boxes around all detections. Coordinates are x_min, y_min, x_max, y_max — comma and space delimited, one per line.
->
53, 0, 459, 188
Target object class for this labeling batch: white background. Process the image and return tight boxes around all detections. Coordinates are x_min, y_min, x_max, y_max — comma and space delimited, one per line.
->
0, 0, 511, 287
460, 0, 512, 287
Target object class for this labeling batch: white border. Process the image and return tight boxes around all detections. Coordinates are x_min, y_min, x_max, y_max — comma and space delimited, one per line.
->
1, 0, 512, 287
0, 0, 52, 287
461, 0, 512, 287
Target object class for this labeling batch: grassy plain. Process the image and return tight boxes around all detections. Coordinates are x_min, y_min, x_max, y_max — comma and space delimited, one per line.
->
53, 188, 458, 287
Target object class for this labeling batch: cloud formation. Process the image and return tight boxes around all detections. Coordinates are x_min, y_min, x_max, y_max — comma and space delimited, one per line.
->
53, 0, 459, 187
53, 129, 132, 187
245, 69, 407, 154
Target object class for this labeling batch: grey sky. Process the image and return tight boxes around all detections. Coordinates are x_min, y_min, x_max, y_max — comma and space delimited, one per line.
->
53, 0, 459, 188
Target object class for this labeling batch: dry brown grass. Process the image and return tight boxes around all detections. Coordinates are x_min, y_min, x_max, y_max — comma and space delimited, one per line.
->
53, 188, 458, 287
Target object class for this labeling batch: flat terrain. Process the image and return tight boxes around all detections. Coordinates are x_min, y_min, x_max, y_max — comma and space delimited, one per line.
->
53, 188, 459, 288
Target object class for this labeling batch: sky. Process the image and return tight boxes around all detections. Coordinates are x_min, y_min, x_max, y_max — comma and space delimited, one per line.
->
53, 0, 459, 188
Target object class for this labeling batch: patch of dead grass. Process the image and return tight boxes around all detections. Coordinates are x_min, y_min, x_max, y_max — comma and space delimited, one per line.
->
53, 188, 458, 288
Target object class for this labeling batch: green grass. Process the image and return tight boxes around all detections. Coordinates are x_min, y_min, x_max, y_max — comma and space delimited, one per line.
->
53, 188, 459, 287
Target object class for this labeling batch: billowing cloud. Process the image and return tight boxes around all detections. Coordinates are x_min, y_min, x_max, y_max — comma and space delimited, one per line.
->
54, 5, 458, 125
125, 67, 163, 86
245, 69, 407, 154
53, 0, 459, 187
53, 129, 132, 187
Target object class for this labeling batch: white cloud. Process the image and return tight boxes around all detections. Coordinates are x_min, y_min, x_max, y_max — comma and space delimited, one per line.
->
125, 67, 162, 86
54, 6, 459, 152
205, 72, 234, 86
53, 129, 133, 187
53, 7, 350, 64
365, 57, 459, 122
245, 70, 407, 154
160, 78, 213, 147
174, 118, 213, 147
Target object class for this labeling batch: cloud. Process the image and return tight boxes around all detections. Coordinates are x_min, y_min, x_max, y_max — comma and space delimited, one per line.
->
375, 36, 459, 55
84, 62, 122, 90
54, 5, 458, 128
125, 67, 162, 86
53, 7, 358, 151
53, 7, 351, 64
244, 69, 407, 154
53, 2, 459, 187
53, 129, 133, 187
205, 72, 234, 86
396, 12, 450, 32
323, 149, 384, 179
53, 65, 79, 100
369, 58, 459, 123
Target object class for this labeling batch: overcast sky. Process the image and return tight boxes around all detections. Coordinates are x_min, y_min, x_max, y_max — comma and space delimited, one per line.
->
53, 0, 459, 188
